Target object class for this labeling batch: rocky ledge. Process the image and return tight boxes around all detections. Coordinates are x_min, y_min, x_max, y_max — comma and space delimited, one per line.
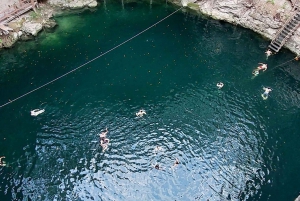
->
47, 0, 97, 9
0, 0, 97, 49
1, 0, 300, 56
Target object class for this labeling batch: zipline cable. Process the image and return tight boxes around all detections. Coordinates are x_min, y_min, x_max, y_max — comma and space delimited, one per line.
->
0, 6, 184, 109
268, 57, 296, 72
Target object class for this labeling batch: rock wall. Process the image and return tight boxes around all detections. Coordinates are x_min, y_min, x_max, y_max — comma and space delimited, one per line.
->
2, 0, 300, 55
171, 0, 300, 55
0, 0, 97, 49
47, 0, 97, 9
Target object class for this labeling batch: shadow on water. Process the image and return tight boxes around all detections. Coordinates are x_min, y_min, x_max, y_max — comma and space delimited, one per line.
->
1, 0, 300, 201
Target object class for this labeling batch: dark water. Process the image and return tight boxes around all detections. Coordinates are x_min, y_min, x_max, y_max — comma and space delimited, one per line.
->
1, 1, 300, 200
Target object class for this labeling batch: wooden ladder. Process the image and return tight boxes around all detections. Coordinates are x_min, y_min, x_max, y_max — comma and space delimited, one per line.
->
268, 7, 300, 53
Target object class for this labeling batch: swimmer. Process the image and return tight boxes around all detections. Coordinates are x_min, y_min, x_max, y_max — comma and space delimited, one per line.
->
136, 109, 146, 117
173, 158, 180, 167
30, 109, 45, 116
265, 49, 272, 58
101, 138, 109, 145
153, 163, 163, 170
216, 82, 224, 89
100, 138, 109, 151
154, 145, 163, 152
0, 156, 6, 167
261, 87, 272, 100
252, 69, 259, 76
101, 143, 108, 152
257, 63, 267, 72
99, 128, 108, 138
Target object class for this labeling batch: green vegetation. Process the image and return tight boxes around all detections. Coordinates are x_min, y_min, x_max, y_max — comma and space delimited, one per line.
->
267, 0, 275, 5
29, 11, 39, 19
187, 3, 199, 9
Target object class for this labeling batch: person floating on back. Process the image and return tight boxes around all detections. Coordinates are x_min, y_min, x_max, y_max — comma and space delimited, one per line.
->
262, 87, 272, 100
216, 82, 224, 89
136, 109, 146, 117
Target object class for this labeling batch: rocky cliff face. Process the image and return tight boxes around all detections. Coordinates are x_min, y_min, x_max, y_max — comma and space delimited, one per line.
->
2, 0, 300, 55
0, 0, 97, 49
172, 0, 300, 55
47, 0, 97, 9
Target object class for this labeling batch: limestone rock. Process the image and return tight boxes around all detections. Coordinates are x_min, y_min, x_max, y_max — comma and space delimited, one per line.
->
2, 35, 18, 48
43, 19, 57, 29
18, 31, 23, 37
68, 1, 84, 9
21, 22, 43, 36
180, 0, 300, 54
88, 1, 97, 8
13, 32, 18, 40
48, 0, 97, 9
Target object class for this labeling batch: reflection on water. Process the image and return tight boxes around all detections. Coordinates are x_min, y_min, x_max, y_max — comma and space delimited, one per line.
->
1, 1, 300, 201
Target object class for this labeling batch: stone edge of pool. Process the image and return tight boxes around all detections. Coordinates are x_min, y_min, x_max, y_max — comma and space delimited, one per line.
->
1, 0, 300, 55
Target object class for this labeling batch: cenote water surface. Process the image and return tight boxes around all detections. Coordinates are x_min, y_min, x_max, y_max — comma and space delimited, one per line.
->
1, 1, 300, 201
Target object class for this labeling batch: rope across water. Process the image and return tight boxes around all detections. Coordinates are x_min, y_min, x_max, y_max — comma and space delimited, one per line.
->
0, 6, 184, 109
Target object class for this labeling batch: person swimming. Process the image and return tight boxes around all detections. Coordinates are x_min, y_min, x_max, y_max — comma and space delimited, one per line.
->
154, 164, 160, 170
173, 158, 180, 167
257, 63, 267, 72
216, 82, 224, 89
99, 128, 108, 138
136, 109, 146, 117
30, 109, 45, 116
154, 145, 163, 152
262, 87, 272, 100
265, 49, 272, 58
252, 69, 259, 76
99, 128, 109, 151
100, 138, 109, 151
0, 156, 6, 167
101, 138, 109, 145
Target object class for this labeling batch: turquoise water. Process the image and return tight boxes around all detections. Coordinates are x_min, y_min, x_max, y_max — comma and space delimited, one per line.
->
1, 1, 300, 200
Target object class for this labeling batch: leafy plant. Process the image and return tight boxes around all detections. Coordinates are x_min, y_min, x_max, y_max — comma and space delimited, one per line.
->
267, 0, 275, 5
29, 11, 38, 19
